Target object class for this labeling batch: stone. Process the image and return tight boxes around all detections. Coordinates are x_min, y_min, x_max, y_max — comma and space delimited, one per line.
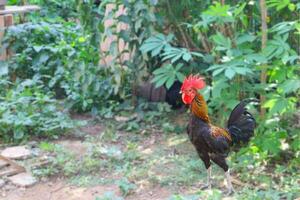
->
7, 173, 37, 187
0, 179, 5, 188
27, 141, 38, 148
115, 114, 138, 122
115, 116, 130, 122
1, 146, 31, 160
3, 183, 15, 191
0, 160, 8, 169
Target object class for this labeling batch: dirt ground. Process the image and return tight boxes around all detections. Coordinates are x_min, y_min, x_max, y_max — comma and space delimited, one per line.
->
1, 179, 172, 200
0, 118, 181, 200
0, 141, 173, 200
2, 113, 288, 200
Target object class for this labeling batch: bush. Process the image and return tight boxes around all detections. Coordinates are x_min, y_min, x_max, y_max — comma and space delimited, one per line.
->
2, 22, 98, 90
62, 63, 131, 112
0, 78, 74, 141
8, 0, 78, 21
2, 22, 130, 112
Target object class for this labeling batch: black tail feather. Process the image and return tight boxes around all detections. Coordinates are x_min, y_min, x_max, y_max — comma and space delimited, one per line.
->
227, 101, 256, 144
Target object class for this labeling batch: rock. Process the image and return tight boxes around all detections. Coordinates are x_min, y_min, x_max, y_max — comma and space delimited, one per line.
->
3, 183, 15, 191
115, 113, 138, 122
0, 179, 5, 188
7, 173, 37, 187
41, 177, 48, 183
31, 147, 41, 157
27, 141, 38, 148
1, 146, 31, 160
1, 192, 6, 197
0, 160, 8, 169
115, 116, 130, 122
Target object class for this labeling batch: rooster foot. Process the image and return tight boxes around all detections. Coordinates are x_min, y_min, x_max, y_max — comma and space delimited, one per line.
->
199, 182, 212, 190
224, 188, 235, 196
224, 169, 235, 196
200, 166, 212, 190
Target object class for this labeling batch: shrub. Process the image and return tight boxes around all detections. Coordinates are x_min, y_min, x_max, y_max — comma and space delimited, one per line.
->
0, 79, 74, 141
2, 22, 130, 112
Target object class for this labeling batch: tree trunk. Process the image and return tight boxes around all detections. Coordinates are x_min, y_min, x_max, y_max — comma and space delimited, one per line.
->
259, 0, 268, 117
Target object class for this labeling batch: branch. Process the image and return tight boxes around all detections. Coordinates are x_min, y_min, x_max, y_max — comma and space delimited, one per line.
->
166, 0, 190, 49
198, 31, 211, 53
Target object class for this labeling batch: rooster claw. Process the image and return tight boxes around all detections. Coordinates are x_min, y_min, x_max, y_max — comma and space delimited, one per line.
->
199, 183, 212, 190
224, 189, 235, 196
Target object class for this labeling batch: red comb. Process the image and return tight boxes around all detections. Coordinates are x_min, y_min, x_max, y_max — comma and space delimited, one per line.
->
181, 74, 206, 91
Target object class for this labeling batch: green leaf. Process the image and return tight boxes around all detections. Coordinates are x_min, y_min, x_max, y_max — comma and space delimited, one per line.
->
140, 34, 173, 56
0, 62, 8, 76
153, 65, 170, 75
262, 132, 281, 155
234, 2, 247, 17
166, 75, 175, 89
117, 15, 131, 24
212, 78, 228, 98
33, 46, 43, 52
162, 47, 199, 63
212, 68, 225, 76
225, 68, 235, 79
263, 97, 295, 115
151, 74, 165, 83
39, 53, 49, 64
270, 21, 297, 35
191, 52, 204, 58
13, 127, 24, 140
279, 79, 300, 94
119, 30, 130, 42
288, 3, 296, 11
175, 63, 184, 71
171, 53, 183, 63
182, 52, 192, 61
233, 67, 253, 75
211, 32, 231, 51
154, 75, 169, 88
267, 0, 290, 11
135, 19, 142, 32
176, 72, 185, 82
236, 34, 256, 45
151, 44, 164, 57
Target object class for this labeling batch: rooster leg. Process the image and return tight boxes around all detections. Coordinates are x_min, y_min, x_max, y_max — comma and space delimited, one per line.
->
209, 154, 234, 195
225, 169, 235, 195
196, 150, 211, 190
200, 166, 212, 189
206, 166, 212, 189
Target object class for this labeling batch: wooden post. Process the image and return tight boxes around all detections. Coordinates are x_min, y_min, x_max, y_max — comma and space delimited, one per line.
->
0, 14, 13, 61
0, 15, 6, 60
4, 14, 13, 59
0, 5, 40, 61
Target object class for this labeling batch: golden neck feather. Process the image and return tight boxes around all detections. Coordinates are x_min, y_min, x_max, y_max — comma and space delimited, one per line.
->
190, 93, 210, 123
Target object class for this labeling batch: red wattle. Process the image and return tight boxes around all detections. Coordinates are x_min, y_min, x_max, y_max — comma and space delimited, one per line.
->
182, 93, 192, 104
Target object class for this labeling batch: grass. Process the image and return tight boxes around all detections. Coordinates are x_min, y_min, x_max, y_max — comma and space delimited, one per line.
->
31, 110, 300, 200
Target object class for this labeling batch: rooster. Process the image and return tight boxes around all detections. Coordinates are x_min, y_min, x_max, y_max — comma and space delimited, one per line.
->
180, 74, 256, 195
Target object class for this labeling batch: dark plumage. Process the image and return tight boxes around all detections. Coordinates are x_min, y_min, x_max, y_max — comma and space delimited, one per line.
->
165, 81, 183, 109
227, 100, 256, 144
181, 74, 256, 194
187, 96, 255, 194
94, 0, 102, 6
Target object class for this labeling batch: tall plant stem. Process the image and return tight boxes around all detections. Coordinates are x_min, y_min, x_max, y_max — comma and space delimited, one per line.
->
259, 0, 268, 118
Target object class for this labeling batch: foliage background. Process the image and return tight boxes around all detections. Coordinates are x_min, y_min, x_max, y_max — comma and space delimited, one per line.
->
0, 0, 299, 199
